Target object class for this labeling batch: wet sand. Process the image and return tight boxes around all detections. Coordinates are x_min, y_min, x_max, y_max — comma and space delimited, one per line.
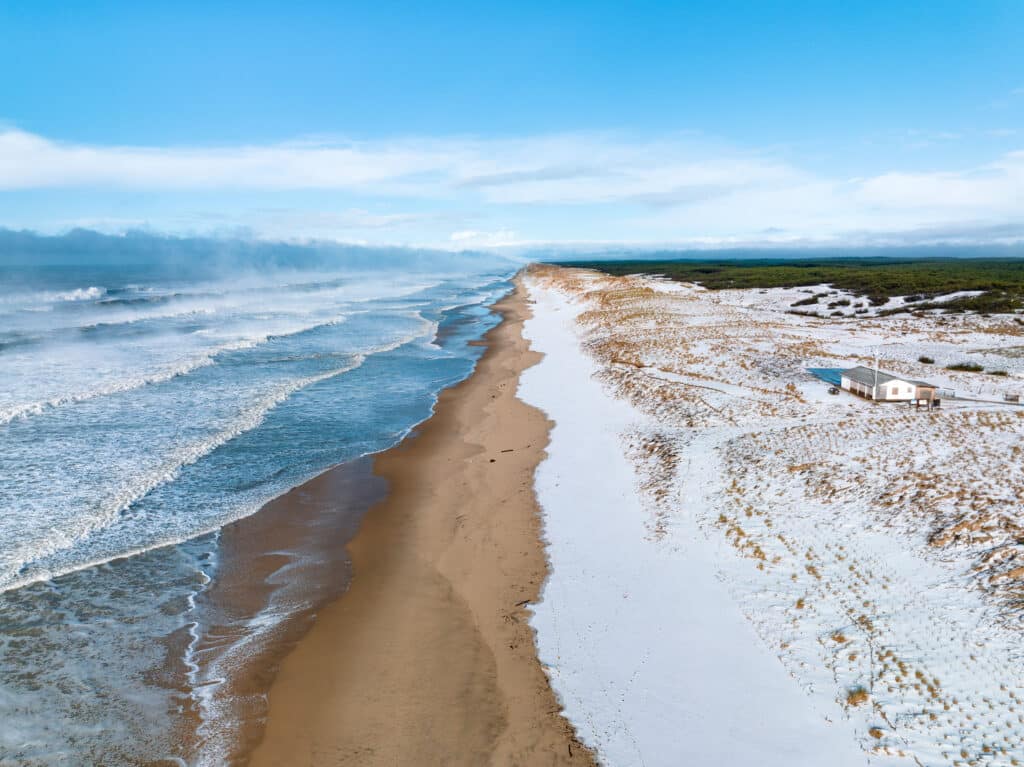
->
248, 276, 595, 767
175, 457, 387, 763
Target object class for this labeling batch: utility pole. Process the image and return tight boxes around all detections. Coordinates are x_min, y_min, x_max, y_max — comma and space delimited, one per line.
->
873, 347, 879, 400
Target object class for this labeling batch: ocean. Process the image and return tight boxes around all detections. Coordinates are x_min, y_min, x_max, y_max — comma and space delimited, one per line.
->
0, 240, 516, 765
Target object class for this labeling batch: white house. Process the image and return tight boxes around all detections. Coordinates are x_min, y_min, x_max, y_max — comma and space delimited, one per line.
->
840, 366, 936, 402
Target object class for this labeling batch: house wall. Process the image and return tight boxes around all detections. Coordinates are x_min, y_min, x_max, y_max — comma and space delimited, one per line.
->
840, 375, 927, 401
877, 379, 918, 401
840, 375, 874, 398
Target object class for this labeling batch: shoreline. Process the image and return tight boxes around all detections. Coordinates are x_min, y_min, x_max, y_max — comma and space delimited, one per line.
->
0, 273, 520, 765
178, 456, 388, 764
245, 274, 594, 766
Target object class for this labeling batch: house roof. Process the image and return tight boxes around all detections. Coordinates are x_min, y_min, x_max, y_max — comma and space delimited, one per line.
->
842, 365, 934, 388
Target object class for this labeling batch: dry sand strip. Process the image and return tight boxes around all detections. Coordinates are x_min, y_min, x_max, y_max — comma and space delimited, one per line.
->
248, 276, 595, 767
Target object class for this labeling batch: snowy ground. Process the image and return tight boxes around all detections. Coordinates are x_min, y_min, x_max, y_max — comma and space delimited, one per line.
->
735, 283, 989, 320
521, 266, 1024, 767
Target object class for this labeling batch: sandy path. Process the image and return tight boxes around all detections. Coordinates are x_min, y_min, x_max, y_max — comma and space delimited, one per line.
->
248, 277, 594, 767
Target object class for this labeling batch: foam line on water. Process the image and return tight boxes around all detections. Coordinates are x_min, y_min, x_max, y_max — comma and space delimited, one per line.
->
0, 315, 353, 425
0, 358, 364, 592
0, 321, 437, 595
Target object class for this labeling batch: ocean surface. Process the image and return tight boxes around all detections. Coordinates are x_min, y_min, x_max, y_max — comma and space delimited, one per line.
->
0, 244, 515, 765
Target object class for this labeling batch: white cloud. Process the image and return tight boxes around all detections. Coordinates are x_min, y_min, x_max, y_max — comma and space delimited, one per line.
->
0, 128, 1022, 245
618, 152, 1024, 244
0, 129, 458, 190
854, 152, 1024, 212
449, 229, 517, 247
247, 208, 432, 230
0, 128, 796, 203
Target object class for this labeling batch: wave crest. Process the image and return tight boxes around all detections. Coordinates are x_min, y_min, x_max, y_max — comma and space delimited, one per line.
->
54, 286, 106, 302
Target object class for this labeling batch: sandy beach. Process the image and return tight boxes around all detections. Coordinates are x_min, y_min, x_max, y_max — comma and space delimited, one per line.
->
179, 456, 388, 763
248, 276, 594, 767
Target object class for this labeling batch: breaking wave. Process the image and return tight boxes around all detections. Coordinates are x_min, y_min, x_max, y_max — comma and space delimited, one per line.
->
0, 316, 353, 425
0, 356, 367, 593
54, 286, 107, 302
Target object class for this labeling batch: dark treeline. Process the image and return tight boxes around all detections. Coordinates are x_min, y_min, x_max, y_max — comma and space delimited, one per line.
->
552, 254, 1024, 313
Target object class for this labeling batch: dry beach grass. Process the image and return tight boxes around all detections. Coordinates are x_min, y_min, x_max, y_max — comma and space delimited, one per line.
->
530, 264, 1024, 765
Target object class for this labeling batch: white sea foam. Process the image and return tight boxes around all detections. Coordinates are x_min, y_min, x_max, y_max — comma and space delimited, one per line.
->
0, 285, 105, 311
0, 259, 516, 766
0, 275, 452, 426
0, 315, 352, 425
54, 286, 106, 302
0, 319, 438, 594
0, 358, 361, 593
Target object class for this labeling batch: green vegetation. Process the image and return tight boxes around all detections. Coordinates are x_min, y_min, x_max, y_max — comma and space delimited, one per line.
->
947, 362, 984, 372
555, 256, 1024, 314
879, 291, 1023, 316
988, 370, 1009, 377
791, 293, 824, 307
918, 356, 935, 364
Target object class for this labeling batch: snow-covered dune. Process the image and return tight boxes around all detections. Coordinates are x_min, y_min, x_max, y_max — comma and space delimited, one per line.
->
521, 265, 1024, 766
520, 273, 863, 766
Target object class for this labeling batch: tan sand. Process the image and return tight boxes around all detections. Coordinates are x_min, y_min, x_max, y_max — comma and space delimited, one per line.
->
248, 275, 595, 767
171, 456, 387, 764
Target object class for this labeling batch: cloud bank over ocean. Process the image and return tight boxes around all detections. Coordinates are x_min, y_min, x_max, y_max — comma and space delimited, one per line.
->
0, 227, 519, 271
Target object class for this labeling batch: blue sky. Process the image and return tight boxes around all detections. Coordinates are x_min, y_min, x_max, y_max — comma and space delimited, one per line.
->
1, 1, 1022, 248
